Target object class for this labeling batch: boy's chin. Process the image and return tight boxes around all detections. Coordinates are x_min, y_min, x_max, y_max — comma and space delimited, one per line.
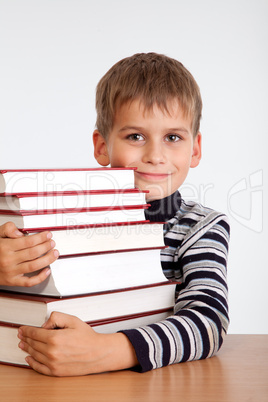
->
145, 187, 179, 202
145, 192, 169, 202
135, 177, 179, 202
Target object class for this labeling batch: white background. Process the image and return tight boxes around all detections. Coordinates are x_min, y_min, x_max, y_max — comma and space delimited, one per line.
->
0, 0, 267, 333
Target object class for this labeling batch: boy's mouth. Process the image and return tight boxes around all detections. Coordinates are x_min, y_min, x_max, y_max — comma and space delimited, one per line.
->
135, 171, 172, 181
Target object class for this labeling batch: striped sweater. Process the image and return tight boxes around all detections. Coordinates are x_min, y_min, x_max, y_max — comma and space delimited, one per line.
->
121, 191, 230, 372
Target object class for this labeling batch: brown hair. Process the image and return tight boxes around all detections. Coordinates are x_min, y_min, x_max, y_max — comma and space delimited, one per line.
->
95, 52, 202, 139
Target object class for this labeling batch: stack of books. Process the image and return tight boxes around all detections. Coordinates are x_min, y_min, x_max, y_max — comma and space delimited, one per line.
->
0, 168, 177, 367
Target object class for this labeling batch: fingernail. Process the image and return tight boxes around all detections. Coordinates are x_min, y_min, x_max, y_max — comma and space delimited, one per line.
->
47, 232, 52, 239
45, 268, 51, 276
19, 341, 24, 349
50, 240, 55, 248
54, 249, 59, 258
15, 230, 23, 237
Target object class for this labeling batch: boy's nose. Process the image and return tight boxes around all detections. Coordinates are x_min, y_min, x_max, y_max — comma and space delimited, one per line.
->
142, 143, 166, 165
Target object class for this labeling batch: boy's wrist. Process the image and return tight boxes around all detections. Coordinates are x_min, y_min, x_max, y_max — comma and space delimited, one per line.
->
93, 332, 138, 373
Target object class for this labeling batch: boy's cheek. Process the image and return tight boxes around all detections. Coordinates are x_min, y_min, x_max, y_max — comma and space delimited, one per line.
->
106, 140, 139, 166
109, 153, 136, 169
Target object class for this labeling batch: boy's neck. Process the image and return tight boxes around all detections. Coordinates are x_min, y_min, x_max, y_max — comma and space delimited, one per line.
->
145, 191, 181, 222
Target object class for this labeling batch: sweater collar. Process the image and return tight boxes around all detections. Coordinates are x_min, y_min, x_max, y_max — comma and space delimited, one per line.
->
144, 191, 181, 222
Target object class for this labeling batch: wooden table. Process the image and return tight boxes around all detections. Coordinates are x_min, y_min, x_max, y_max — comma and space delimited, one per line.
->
0, 335, 267, 402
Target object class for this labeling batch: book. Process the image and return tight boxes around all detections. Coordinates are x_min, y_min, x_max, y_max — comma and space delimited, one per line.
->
22, 222, 165, 257
0, 308, 173, 367
0, 283, 176, 326
0, 205, 148, 230
0, 189, 147, 211
0, 248, 168, 296
0, 168, 136, 194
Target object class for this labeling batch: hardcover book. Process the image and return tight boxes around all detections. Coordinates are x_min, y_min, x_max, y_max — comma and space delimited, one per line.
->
22, 222, 165, 257
0, 308, 173, 367
0, 168, 136, 194
0, 205, 148, 229
0, 247, 168, 297
0, 189, 147, 211
0, 282, 176, 326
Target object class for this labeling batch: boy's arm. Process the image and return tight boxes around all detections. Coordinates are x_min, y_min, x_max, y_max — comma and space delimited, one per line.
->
121, 215, 230, 372
0, 222, 59, 286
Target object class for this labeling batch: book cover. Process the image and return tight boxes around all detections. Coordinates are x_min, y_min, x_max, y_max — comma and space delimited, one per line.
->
0, 247, 169, 297
0, 189, 148, 211
0, 282, 177, 326
22, 222, 165, 257
0, 205, 148, 229
0, 168, 136, 194
0, 307, 173, 367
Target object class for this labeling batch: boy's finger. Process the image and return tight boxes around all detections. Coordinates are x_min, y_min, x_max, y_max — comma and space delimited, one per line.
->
18, 331, 52, 365
19, 231, 53, 250
10, 266, 52, 288
10, 231, 53, 252
14, 239, 56, 265
19, 325, 57, 344
0, 222, 23, 239
17, 248, 59, 276
42, 311, 77, 329
24, 355, 51, 376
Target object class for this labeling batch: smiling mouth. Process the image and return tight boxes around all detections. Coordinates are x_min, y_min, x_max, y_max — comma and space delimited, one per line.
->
135, 171, 172, 181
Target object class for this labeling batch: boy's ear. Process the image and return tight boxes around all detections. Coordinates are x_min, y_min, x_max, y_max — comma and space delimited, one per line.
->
190, 132, 202, 168
93, 130, 110, 166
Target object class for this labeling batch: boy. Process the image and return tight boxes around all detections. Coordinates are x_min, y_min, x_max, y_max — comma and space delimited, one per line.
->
0, 53, 229, 376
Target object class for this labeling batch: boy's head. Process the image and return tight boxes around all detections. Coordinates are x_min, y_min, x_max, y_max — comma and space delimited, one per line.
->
93, 52, 202, 201
95, 52, 202, 140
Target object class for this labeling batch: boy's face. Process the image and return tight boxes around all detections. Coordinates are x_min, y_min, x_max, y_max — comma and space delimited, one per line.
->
93, 100, 201, 201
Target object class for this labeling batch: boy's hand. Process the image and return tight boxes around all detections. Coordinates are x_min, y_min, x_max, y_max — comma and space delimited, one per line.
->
0, 222, 59, 287
18, 312, 138, 376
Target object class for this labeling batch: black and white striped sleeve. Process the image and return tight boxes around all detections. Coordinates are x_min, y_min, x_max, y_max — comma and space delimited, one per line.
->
121, 206, 230, 372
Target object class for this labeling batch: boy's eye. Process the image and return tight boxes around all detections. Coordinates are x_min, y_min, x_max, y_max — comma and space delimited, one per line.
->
127, 133, 144, 141
165, 134, 181, 142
